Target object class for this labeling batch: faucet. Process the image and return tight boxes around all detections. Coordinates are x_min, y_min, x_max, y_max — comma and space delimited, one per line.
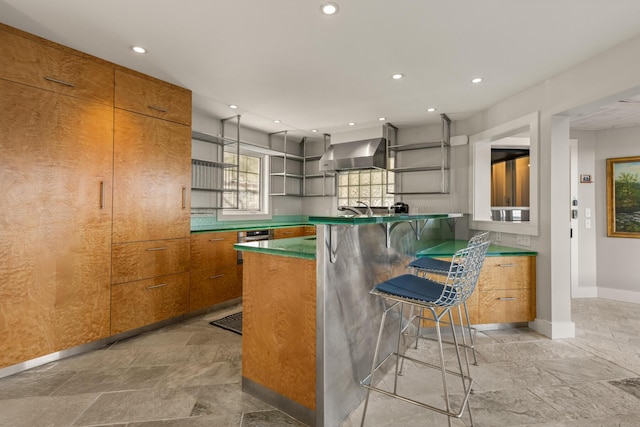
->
356, 200, 374, 217
337, 205, 364, 216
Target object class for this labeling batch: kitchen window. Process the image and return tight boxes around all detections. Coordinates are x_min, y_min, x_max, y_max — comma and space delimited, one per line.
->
337, 169, 395, 208
221, 149, 270, 218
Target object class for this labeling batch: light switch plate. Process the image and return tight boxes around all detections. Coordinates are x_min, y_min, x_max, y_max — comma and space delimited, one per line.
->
516, 234, 531, 246
585, 208, 591, 218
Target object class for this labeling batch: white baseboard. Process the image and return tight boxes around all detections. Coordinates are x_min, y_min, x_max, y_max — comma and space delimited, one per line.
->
597, 287, 640, 304
571, 287, 598, 299
529, 318, 576, 339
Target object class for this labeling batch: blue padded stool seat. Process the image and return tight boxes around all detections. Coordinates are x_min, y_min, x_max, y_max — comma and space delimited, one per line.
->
407, 257, 456, 273
375, 274, 454, 304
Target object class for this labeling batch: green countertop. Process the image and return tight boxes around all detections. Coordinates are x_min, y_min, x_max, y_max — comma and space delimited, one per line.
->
234, 236, 317, 260
417, 240, 538, 257
307, 212, 462, 225
191, 221, 310, 233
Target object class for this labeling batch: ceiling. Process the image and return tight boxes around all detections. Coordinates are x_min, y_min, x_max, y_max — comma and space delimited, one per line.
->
3, 0, 640, 137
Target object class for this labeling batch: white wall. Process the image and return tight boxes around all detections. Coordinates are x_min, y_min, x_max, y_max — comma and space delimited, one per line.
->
569, 130, 598, 297
593, 126, 640, 303
458, 33, 640, 338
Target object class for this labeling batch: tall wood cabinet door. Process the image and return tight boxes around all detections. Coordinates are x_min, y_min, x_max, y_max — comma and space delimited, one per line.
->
0, 81, 113, 368
113, 109, 191, 243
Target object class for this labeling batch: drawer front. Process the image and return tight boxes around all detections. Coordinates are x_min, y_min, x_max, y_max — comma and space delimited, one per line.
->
190, 231, 238, 271
478, 289, 533, 324
478, 256, 534, 291
111, 272, 190, 334
189, 265, 242, 312
115, 70, 191, 125
274, 226, 305, 239
1, 28, 114, 104
112, 238, 190, 284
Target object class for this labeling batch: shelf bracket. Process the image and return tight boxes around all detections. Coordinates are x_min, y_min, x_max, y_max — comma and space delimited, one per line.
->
408, 219, 431, 241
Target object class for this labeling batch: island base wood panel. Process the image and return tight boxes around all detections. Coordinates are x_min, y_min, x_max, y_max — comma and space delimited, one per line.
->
242, 252, 316, 411
111, 273, 190, 335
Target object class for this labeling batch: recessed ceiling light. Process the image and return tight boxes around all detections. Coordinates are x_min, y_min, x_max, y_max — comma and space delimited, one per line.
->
378, 117, 386, 121
229, 104, 238, 109
427, 107, 437, 112
471, 77, 483, 84
311, 129, 318, 133
131, 46, 147, 54
273, 120, 281, 124
348, 122, 356, 126
391, 73, 404, 80
320, 2, 339, 15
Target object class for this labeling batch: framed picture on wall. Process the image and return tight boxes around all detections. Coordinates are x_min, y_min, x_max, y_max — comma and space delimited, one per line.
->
607, 155, 640, 237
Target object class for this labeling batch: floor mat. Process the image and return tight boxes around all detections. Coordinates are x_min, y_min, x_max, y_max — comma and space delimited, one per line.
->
209, 311, 242, 335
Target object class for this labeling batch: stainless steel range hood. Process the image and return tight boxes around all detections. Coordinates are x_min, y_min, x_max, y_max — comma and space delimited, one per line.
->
319, 138, 387, 171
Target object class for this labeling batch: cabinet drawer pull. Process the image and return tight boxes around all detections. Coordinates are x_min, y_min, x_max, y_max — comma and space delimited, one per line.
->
209, 238, 225, 242
99, 180, 105, 209
148, 105, 168, 113
44, 76, 75, 87
498, 297, 517, 301
146, 283, 167, 290
146, 247, 167, 251
497, 264, 516, 267
209, 274, 225, 279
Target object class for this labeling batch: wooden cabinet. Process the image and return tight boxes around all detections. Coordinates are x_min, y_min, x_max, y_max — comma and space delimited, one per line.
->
112, 239, 190, 285
0, 79, 113, 368
304, 226, 316, 236
0, 26, 114, 105
477, 256, 536, 324
274, 226, 307, 239
111, 273, 190, 335
190, 231, 242, 311
112, 108, 191, 243
115, 70, 191, 126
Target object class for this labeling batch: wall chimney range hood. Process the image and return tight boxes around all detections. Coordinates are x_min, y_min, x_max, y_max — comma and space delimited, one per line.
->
319, 138, 387, 171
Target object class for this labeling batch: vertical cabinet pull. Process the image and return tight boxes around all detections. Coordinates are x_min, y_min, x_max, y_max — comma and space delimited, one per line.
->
181, 186, 186, 209
44, 76, 75, 87
99, 180, 105, 209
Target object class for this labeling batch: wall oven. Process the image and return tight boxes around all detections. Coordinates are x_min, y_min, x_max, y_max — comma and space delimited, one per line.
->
237, 229, 274, 264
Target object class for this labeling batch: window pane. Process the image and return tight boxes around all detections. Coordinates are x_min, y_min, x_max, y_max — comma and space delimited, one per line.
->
224, 152, 261, 211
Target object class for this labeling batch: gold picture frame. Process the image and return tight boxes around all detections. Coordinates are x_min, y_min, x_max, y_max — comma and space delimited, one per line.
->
607, 155, 640, 237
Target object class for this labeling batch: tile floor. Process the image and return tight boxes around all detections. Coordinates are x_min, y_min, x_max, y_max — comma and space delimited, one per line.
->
0, 298, 639, 426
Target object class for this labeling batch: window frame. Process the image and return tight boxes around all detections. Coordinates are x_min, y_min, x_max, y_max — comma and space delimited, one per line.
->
219, 148, 271, 220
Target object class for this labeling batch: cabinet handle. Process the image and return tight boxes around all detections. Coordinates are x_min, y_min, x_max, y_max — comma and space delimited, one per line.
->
498, 297, 517, 301
146, 247, 167, 251
44, 76, 75, 87
209, 238, 225, 242
209, 274, 225, 279
498, 264, 516, 267
146, 283, 167, 290
99, 180, 105, 209
148, 105, 168, 113
181, 186, 186, 209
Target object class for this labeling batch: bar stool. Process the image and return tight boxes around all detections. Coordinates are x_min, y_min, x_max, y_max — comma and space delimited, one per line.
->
408, 231, 491, 365
360, 241, 489, 427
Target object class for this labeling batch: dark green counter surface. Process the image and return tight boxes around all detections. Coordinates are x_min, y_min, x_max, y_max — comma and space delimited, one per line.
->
234, 236, 317, 260
417, 240, 538, 257
191, 221, 310, 233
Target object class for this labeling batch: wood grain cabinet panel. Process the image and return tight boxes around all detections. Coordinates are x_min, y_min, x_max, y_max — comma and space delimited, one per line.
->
478, 289, 533, 324
112, 239, 190, 284
115, 70, 192, 126
0, 80, 113, 368
0, 26, 114, 105
478, 256, 534, 291
190, 231, 238, 270
190, 265, 243, 312
273, 226, 306, 239
111, 273, 190, 335
303, 226, 316, 236
113, 109, 191, 243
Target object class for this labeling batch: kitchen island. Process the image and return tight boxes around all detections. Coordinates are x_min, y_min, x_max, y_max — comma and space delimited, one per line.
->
236, 213, 463, 427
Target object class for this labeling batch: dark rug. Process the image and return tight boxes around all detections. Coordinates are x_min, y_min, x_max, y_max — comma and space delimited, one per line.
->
209, 311, 242, 335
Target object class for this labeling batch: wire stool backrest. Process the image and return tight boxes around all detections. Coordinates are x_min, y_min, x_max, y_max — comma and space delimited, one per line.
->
432, 241, 490, 308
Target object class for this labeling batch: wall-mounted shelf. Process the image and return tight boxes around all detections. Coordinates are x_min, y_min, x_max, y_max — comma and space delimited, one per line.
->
303, 133, 336, 197
386, 114, 451, 195
190, 116, 241, 213
269, 130, 304, 196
